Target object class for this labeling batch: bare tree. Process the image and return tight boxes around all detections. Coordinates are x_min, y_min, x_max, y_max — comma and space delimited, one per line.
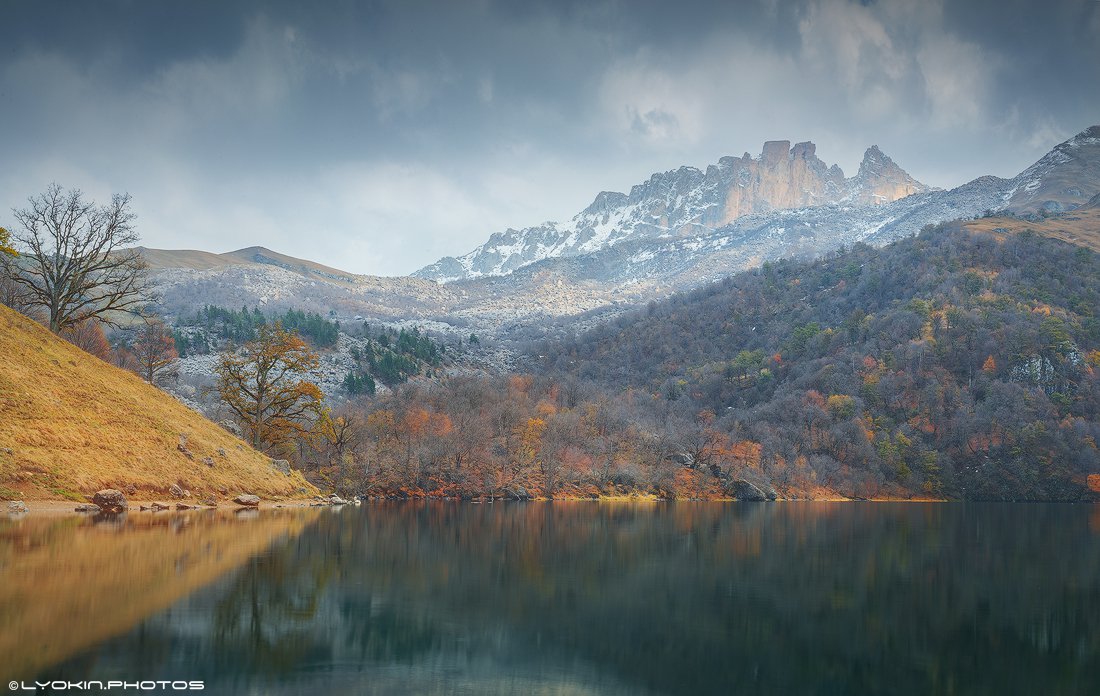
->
0, 225, 34, 314
132, 317, 178, 384
9, 184, 150, 332
1, 261, 34, 316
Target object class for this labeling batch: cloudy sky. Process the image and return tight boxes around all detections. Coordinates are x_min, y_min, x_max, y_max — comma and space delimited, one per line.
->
2, 0, 1098, 276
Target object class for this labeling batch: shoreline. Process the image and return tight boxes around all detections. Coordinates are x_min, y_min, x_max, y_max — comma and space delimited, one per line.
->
5, 495, 960, 516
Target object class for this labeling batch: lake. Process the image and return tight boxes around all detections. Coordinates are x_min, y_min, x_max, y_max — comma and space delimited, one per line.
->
2, 502, 1100, 694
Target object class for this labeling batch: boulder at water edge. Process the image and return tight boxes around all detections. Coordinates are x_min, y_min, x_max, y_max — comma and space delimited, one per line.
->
92, 489, 128, 513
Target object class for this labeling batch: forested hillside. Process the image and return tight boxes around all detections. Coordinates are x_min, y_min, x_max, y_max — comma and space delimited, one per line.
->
536, 226, 1100, 500
324, 226, 1100, 501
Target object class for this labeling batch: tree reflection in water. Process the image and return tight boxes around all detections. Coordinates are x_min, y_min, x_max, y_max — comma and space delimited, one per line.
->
35, 503, 1100, 694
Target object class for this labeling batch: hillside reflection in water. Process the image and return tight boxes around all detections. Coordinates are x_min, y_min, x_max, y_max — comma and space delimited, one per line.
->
0, 507, 319, 680
14, 502, 1100, 695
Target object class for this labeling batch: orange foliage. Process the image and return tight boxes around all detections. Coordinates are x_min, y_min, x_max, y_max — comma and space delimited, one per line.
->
366, 409, 397, 441
214, 322, 323, 453
61, 319, 112, 361
1088, 474, 1100, 493
508, 374, 533, 395
402, 408, 431, 438
908, 415, 937, 434
804, 390, 826, 409
729, 440, 762, 469
432, 412, 453, 436
534, 399, 557, 419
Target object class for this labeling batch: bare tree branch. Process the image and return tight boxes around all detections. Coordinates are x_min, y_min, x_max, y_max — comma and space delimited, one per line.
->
9, 183, 151, 332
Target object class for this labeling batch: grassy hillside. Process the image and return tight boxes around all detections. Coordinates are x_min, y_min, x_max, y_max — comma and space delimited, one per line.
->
138, 245, 360, 285
0, 304, 316, 501
220, 245, 360, 284
960, 203, 1100, 253
134, 246, 234, 271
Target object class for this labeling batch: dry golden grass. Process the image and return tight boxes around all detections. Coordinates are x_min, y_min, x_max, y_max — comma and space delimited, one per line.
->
961, 207, 1100, 252
0, 304, 317, 500
0, 508, 321, 678
139, 245, 359, 284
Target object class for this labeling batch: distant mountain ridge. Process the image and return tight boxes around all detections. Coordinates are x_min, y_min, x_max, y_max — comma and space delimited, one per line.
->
141, 125, 1100, 333
138, 246, 359, 285
414, 139, 930, 282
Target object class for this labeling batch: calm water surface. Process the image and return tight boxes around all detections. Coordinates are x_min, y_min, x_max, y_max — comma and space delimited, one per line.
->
3, 502, 1100, 695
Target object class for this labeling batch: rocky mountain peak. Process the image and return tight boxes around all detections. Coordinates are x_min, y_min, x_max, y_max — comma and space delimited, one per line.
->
1007, 124, 1100, 214
1066, 125, 1100, 147
583, 191, 630, 216
848, 145, 929, 205
761, 140, 791, 166
791, 141, 818, 160
414, 136, 930, 282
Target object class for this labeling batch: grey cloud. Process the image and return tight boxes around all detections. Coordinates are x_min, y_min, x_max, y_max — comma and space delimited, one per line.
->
0, 0, 1097, 276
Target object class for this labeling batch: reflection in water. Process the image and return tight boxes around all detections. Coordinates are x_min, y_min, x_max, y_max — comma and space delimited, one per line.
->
0, 508, 319, 680
11, 503, 1100, 694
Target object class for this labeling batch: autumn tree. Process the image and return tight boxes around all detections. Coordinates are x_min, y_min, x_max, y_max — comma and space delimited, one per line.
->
60, 319, 112, 361
215, 322, 324, 453
311, 407, 366, 493
8, 184, 150, 332
132, 317, 178, 384
0, 226, 16, 257
0, 225, 32, 313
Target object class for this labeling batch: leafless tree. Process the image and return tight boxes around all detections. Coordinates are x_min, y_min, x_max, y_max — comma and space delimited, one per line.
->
0, 257, 35, 315
9, 183, 150, 332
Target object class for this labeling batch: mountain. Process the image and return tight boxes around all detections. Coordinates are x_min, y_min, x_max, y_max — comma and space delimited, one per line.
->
1002, 125, 1100, 214
143, 126, 1100, 336
415, 140, 930, 282
143, 246, 457, 321
0, 303, 315, 500
527, 224, 1100, 501
423, 125, 1100, 317
139, 245, 359, 284
326, 223, 1100, 501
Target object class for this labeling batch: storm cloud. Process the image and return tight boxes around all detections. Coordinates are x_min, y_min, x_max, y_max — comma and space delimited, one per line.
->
2, 0, 1097, 275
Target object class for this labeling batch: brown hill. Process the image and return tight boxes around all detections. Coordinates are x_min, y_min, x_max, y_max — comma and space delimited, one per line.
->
138, 245, 359, 285
959, 206, 1100, 253
0, 304, 315, 501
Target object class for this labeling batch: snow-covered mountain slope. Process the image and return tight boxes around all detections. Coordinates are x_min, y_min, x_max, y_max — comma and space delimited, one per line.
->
438, 173, 1015, 322
143, 125, 1099, 337
431, 125, 1100, 325
414, 140, 929, 282
1003, 125, 1100, 214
